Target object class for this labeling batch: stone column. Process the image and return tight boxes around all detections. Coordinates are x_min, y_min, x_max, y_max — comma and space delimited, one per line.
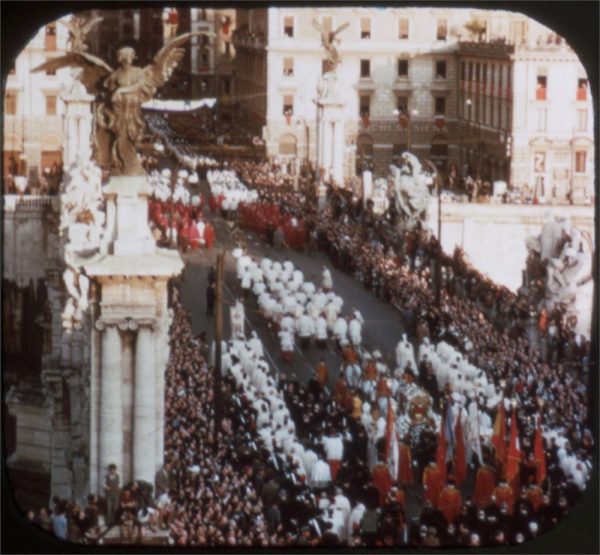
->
98, 324, 123, 485
133, 323, 156, 483
323, 120, 333, 177
332, 120, 344, 185
89, 311, 101, 493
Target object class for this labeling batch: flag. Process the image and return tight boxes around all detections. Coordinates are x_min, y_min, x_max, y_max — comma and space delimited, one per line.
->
444, 401, 455, 458
436, 401, 453, 484
505, 406, 522, 483
454, 411, 467, 486
492, 400, 507, 467
534, 416, 547, 485
385, 401, 399, 481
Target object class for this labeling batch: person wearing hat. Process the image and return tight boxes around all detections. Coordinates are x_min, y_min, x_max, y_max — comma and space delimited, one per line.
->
422, 461, 443, 508
438, 479, 462, 524
492, 480, 515, 515
473, 458, 496, 509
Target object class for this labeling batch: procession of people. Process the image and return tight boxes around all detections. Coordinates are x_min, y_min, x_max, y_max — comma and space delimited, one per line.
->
21, 107, 593, 549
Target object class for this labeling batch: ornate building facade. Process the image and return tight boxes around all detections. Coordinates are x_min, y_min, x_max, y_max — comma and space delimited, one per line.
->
232, 7, 593, 200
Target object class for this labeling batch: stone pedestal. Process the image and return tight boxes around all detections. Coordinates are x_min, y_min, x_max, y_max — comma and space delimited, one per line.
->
84, 176, 183, 491
315, 72, 346, 187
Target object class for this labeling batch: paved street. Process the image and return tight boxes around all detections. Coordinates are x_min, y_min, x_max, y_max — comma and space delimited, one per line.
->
177, 179, 477, 521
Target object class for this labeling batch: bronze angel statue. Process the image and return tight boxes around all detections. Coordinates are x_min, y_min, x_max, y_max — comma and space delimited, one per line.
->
60, 14, 103, 52
33, 33, 203, 176
312, 19, 350, 73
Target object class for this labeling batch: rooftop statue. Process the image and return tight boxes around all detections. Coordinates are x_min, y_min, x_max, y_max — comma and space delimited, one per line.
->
60, 14, 103, 52
312, 19, 349, 73
33, 32, 203, 176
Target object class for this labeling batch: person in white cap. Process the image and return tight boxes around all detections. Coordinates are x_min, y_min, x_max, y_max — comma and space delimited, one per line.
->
315, 314, 329, 349
348, 314, 363, 347
279, 328, 294, 363
322, 267, 333, 291
333, 316, 348, 346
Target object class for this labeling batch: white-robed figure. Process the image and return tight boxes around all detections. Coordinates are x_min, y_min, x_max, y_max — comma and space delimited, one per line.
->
333, 487, 352, 544
298, 313, 316, 348
316, 315, 328, 347
348, 315, 363, 347
322, 266, 333, 291
349, 501, 366, 541
345, 362, 362, 389
325, 301, 339, 332
302, 448, 319, 478
333, 316, 348, 344
279, 328, 294, 362
465, 396, 483, 466
396, 334, 417, 375
248, 331, 264, 360
322, 432, 344, 481
310, 457, 332, 489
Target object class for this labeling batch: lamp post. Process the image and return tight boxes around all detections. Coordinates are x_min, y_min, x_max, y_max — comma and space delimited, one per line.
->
295, 116, 310, 175
168, 166, 180, 249
213, 226, 246, 453
465, 98, 483, 179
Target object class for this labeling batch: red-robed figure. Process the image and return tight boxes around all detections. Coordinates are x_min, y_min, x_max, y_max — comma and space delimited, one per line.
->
492, 481, 515, 515
438, 481, 462, 524
473, 463, 497, 509
371, 462, 393, 506
422, 461, 443, 508
203, 222, 215, 249
398, 436, 414, 484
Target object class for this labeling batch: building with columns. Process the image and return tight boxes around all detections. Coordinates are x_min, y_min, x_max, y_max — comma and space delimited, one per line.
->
3, 16, 70, 184
232, 7, 593, 199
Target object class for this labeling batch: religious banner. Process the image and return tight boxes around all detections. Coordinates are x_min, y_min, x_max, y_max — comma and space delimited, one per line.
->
230, 300, 245, 338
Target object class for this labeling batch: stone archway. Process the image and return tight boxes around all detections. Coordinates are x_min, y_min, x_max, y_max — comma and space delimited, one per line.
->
278, 133, 297, 157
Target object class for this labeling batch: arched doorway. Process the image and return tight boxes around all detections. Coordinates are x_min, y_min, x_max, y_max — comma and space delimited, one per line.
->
356, 133, 373, 173
278, 133, 297, 157
430, 135, 448, 176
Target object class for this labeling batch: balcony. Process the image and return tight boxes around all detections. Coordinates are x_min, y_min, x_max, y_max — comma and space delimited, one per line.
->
232, 29, 266, 50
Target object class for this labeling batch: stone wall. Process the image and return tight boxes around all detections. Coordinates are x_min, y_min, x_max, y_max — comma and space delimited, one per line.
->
426, 200, 594, 292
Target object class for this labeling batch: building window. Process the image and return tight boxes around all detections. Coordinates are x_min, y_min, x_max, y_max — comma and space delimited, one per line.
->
4, 92, 17, 115
399, 18, 409, 39
283, 94, 294, 115
575, 151, 586, 173
435, 60, 447, 79
536, 75, 547, 100
359, 95, 370, 117
436, 19, 447, 41
360, 59, 371, 78
468, 61, 473, 82
45, 95, 57, 116
461, 61, 466, 81
482, 63, 487, 87
283, 57, 294, 77
490, 64, 495, 95
434, 96, 446, 115
577, 109, 588, 132
396, 96, 409, 115
283, 16, 294, 37
397, 59, 409, 78
490, 100, 495, 126
222, 79, 231, 95
475, 63, 480, 83
200, 9, 207, 20
224, 41, 231, 57
360, 17, 371, 39
200, 51, 209, 69
577, 78, 588, 101
45, 23, 57, 51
